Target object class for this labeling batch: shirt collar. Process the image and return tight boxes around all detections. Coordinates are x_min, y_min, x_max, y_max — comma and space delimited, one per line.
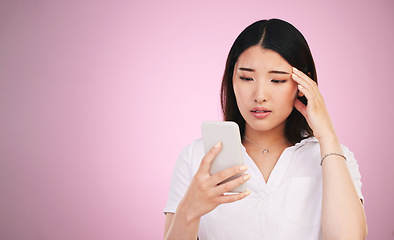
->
241, 136, 318, 151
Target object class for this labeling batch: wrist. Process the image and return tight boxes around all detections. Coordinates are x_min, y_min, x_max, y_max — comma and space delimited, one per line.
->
316, 132, 340, 146
317, 133, 343, 157
176, 199, 202, 224
166, 200, 201, 240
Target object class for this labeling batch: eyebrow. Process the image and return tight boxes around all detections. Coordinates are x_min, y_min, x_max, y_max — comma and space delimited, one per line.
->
269, 70, 290, 74
238, 67, 290, 74
238, 67, 255, 72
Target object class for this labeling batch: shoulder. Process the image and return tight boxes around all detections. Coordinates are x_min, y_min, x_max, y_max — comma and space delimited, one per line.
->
292, 137, 320, 155
293, 138, 363, 199
289, 137, 321, 167
291, 137, 357, 165
179, 138, 204, 157
176, 138, 205, 173
294, 137, 354, 155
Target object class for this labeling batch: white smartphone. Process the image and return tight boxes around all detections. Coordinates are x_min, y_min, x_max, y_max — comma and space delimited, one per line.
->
201, 121, 246, 193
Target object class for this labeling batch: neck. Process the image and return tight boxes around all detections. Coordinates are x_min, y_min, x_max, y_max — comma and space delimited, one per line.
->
243, 123, 287, 147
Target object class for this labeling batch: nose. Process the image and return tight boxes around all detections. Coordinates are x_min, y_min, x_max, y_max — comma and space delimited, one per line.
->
254, 81, 268, 103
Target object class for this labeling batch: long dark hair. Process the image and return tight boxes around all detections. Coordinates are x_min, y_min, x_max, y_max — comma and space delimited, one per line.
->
220, 19, 317, 145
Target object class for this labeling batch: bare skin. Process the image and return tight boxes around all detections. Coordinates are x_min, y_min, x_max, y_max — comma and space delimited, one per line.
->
164, 143, 251, 240
292, 67, 367, 239
164, 47, 367, 240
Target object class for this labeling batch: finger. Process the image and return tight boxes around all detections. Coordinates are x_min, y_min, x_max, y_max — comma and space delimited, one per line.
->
292, 73, 315, 98
292, 69, 319, 98
294, 98, 307, 117
210, 165, 248, 185
292, 68, 321, 98
296, 84, 315, 105
292, 72, 313, 90
292, 67, 316, 86
296, 80, 324, 109
198, 142, 222, 173
216, 173, 251, 193
218, 191, 252, 204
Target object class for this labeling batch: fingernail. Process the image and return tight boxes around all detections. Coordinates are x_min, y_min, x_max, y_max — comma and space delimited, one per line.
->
298, 84, 303, 89
244, 190, 252, 196
292, 73, 298, 79
240, 165, 248, 171
214, 142, 221, 148
243, 174, 251, 180
293, 67, 299, 72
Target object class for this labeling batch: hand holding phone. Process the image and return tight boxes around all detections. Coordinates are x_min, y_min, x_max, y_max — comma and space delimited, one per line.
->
202, 121, 247, 193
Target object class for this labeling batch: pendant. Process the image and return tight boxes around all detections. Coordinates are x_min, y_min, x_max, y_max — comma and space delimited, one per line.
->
262, 149, 269, 154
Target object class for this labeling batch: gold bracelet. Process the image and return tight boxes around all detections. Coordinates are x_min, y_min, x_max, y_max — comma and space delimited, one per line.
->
320, 153, 346, 166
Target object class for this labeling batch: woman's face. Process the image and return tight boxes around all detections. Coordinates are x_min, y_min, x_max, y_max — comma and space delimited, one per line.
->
233, 46, 299, 135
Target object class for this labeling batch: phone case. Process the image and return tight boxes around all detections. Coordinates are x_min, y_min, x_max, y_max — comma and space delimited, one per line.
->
201, 121, 246, 193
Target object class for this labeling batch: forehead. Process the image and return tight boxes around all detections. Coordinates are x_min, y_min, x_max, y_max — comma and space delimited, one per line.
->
236, 46, 291, 70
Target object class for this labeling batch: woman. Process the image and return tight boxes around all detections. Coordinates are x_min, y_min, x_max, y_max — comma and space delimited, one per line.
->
163, 19, 367, 240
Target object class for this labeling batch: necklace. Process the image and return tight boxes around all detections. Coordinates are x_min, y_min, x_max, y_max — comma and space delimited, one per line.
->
244, 136, 287, 155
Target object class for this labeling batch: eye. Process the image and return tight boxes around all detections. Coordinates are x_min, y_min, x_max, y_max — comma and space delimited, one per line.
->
240, 76, 254, 81
271, 80, 287, 83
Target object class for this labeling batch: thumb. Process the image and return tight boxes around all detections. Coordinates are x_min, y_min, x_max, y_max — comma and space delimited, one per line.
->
199, 142, 221, 174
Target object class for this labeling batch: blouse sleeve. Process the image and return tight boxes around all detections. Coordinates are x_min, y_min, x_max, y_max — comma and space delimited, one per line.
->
163, 140, 200, 213
342, 145, 364, 202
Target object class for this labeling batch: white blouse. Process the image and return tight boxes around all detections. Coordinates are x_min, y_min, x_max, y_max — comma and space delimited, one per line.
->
164, 137, 364, 240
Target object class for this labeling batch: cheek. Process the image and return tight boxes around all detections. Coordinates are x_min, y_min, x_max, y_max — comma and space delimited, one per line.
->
233, 80, 246, 104
289, 82, 299, 98
282, 85, 299, 105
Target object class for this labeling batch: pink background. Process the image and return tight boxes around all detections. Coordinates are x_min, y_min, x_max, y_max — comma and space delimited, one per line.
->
1, 0, 393, 239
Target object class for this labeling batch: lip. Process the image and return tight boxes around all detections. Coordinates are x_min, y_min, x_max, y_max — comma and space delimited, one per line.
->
251, 107, 271, 119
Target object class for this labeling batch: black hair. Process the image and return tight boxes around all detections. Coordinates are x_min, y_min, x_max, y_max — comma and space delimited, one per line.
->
220, 19, 317, 144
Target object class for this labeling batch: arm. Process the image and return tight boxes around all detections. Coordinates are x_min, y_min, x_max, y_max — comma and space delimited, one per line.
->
164, 142, 251, 240
319, 135, 367, 240
292, 68, 367, 240
164, 213, 174, 237
164, 212, 200, 240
